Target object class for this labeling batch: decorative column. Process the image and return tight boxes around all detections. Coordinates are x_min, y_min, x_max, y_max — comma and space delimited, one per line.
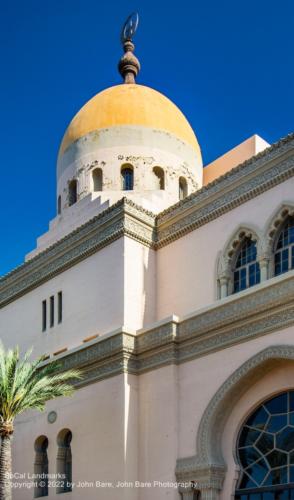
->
259, 256, 270, 282
257, 238, 271, 282
217, 255, 231, 299
219, 275, 229, 299
176, 461, 225, 500
179, 485, 196, 499
199, 487, 220, 500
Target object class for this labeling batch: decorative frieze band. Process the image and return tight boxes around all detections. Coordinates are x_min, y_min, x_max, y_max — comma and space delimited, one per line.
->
48, 272, 294, 386
156, 155, 294, 246
0, 199, 156, 307
157, 132, 294, 225
1, 133, 294, 307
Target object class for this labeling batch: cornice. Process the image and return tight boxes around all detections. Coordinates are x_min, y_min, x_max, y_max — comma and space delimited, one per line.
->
1, 133, 293, 307
156, 134, 294, 246
0, 198, 156, 308
48, 272, 294, 387
157, 133, 294, 223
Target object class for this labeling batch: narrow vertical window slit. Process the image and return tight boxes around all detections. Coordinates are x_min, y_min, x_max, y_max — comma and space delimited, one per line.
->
42, 300, 47, 332
50, 296, 54, 328
58, 292, 62, 324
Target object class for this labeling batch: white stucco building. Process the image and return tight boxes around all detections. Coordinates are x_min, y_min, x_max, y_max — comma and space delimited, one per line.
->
1, 27, 294, 500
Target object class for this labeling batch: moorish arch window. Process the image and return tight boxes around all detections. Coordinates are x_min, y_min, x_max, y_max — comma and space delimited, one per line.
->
274, 217, 294, 276
179, 177, 188, 200
34, 436, 49, 498
236, 390, 294, 499
57, 195, 61, 215
56, 429, 72, 493
92, 167, 103, 191
121, 164, 134, 191
153, 166, 165, 190
233, 238, 260, 293
68, 179, 77, 206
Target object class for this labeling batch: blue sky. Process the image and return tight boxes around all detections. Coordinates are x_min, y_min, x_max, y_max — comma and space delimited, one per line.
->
0, 0, 293, 275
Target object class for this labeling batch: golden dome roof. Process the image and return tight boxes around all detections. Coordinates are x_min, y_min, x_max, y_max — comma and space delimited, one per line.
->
59, 84, 200, 156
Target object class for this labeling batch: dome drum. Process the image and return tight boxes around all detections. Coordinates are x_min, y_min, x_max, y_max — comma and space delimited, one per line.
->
57, 84, 202, 214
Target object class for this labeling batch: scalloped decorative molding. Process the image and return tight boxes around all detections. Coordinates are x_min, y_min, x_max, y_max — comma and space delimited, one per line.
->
1, 134, 294, 307
217, 225, 262, 282
266, 204, 294, 248
175, 345, 294, 498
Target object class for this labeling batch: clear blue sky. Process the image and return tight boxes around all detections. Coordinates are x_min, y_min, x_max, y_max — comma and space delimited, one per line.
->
0, 0, 293, 276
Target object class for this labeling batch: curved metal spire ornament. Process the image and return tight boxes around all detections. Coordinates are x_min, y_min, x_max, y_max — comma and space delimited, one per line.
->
121, 12, 139, 43
118, 12, 141, 84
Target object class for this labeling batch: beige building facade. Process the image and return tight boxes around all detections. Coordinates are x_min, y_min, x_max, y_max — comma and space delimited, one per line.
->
1, 36, 294, 500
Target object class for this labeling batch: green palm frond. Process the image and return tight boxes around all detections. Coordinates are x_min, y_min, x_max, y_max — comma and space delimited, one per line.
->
0, 342, 82, 426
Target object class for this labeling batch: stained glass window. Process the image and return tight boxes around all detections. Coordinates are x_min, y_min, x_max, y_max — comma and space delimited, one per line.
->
235, 391, 294, 499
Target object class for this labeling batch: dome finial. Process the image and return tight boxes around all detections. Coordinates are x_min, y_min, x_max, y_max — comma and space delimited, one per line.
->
118, 13, 140, 84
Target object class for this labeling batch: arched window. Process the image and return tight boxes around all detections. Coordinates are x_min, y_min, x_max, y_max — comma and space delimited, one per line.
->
34, 436, 48, 498
153, 167, 165, 190
68, 180, 77, 206
57, 195, 61, 215
233, 238, 260, 293
274, 217, 294, 276
236, 390, 294, 499
179, 177, 188, 200
92, 168, 103, 192
121, 165, 134, 191
56, 429, 72, 493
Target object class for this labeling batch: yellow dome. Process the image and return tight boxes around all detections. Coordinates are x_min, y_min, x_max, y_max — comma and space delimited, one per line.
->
59, 84, 200, 156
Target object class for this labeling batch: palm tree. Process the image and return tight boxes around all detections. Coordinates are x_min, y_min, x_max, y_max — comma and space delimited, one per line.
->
0, 343, 81, 500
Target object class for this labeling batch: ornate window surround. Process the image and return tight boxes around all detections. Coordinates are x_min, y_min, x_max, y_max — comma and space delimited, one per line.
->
217, 205, 294, 299
235, 390, 294, 497
265, 204, 294, 279
217, 226, 264, 299
175, 345, 294, 500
